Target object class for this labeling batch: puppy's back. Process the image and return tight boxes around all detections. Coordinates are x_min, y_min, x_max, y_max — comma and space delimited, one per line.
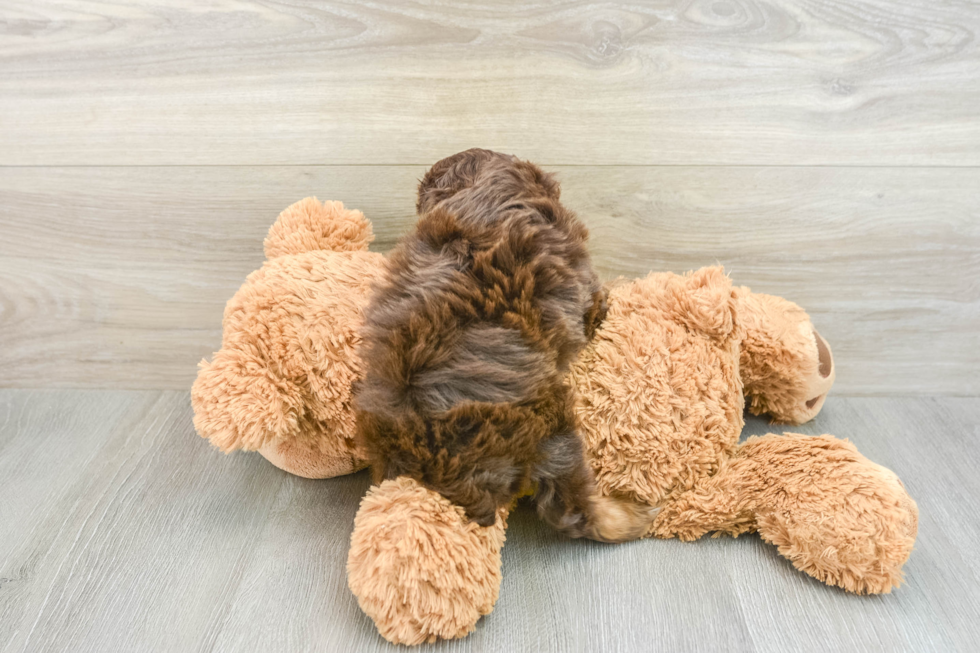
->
357, 151, 603, 526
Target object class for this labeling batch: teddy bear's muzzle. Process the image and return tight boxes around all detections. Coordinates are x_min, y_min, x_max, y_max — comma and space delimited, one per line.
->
801, 329, 836, 417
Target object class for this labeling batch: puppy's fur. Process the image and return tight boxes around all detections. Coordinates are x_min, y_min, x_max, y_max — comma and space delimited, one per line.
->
356, 149, 652, 541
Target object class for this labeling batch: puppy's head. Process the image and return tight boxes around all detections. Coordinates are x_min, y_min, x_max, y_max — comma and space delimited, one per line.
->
417, 148, 560, 216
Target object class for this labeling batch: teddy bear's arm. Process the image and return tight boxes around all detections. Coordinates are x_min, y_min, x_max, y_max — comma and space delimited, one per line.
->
191, 346, 305, 453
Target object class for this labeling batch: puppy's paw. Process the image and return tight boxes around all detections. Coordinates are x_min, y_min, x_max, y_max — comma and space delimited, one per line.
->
588, 495, 658, 543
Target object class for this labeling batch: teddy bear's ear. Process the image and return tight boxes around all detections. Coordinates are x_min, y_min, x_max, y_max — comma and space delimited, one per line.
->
263, 197, 374, 259
191, 346, 304, 453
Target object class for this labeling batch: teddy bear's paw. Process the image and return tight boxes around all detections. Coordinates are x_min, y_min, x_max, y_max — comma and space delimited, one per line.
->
347, 477, 507, 645
737, 291, 836, 424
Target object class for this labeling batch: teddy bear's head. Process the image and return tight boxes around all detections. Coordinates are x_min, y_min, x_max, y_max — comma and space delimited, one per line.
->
191, 198, 385, 477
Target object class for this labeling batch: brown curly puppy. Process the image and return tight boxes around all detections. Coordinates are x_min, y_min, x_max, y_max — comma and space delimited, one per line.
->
356, 149, 653, 541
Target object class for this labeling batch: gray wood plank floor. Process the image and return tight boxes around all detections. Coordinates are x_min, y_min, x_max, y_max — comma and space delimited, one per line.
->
1, 391, 977, 652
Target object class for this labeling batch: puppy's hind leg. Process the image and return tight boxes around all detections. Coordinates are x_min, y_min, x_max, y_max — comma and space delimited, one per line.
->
532, 430, 656, 543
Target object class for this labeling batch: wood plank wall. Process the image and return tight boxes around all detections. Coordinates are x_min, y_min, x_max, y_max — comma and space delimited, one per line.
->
1, 1, 978, 394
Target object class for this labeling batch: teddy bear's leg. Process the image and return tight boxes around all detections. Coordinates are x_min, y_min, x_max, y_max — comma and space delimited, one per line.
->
735, 289, 836, 424
191, 346, 364, 478
263, 197, 374, 259
654, 433, 917, 594
347, 477, 508, 645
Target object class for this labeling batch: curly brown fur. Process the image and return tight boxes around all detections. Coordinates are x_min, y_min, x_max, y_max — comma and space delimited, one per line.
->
357, 149, 651, 541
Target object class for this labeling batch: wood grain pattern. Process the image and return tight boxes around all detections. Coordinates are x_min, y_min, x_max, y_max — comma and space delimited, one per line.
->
1, 0, 978, 166
1, 391, 978, 651
1, 165, 977, 393
2, 2, 976, 650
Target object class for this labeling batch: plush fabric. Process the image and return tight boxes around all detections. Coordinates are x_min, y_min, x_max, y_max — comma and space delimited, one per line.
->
570, 267, 744, 509
570, 267, 915, 594
347, 477, 508, 645
737, 290, 837, 423
654, 433, 917, 594
192, 199, 918, 646
191, 199, 384, 477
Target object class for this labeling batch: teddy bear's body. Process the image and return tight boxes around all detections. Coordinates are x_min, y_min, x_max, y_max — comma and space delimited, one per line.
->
193, 198, 918, 646
571, 268, 916, 594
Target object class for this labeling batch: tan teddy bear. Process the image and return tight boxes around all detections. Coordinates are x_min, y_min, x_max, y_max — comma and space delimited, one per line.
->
192, 199, 918, 646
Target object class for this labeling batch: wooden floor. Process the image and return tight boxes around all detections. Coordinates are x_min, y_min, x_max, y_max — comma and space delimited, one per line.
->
0, 391, 976, 652
1, 1, 978, 651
